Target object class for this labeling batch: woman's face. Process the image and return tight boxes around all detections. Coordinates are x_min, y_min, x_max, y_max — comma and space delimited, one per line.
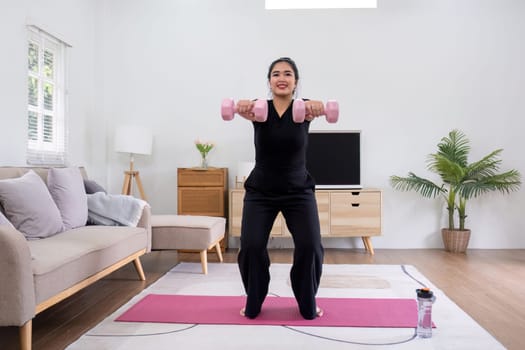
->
269, 61, 297, 98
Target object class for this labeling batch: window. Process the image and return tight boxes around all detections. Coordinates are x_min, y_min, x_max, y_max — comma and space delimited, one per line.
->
27, 26, 68, 165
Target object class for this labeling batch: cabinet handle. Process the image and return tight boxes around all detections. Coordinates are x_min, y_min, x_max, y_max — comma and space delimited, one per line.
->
351, 203, 360, 207
351, 192, 360, 196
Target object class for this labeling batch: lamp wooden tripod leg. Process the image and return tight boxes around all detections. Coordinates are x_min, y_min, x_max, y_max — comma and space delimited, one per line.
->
122, 155, 147, 201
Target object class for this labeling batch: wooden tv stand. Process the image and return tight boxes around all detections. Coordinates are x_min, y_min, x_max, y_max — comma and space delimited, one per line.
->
229, 188, 382, 254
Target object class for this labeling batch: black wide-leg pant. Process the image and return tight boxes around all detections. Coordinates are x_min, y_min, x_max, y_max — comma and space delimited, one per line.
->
237, 189, 324, 319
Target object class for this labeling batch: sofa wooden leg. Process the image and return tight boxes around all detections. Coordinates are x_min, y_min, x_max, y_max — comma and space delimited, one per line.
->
133, 258, 146, 281
20, 320, 32, 350
200, 250, 208, 274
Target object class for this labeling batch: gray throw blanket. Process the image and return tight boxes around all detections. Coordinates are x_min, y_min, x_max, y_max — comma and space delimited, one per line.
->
87, 192, 148, 227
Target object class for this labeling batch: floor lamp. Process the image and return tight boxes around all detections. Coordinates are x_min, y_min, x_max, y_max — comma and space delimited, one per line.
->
114, 125, 153, 201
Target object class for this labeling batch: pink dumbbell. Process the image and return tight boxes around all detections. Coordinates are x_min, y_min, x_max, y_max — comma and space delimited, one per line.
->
292, 99, 339, 123
221, 99, 268, 122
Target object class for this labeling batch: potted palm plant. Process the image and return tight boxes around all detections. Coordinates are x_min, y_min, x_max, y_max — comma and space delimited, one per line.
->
390, 129, 521, 252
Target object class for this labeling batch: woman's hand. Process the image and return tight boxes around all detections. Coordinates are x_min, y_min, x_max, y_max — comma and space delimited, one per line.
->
236, 100, 256, 121
304, 100, 325, 121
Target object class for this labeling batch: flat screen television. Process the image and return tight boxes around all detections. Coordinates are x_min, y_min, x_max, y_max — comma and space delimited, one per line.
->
306, 130, 361, 189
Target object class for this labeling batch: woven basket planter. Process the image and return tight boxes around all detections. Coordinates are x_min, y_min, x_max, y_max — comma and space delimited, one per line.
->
442, 228, 471, 253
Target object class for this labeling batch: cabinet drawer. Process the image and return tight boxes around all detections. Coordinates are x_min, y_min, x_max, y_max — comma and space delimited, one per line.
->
330, 191, 381, 236
178, 168, 226, 187
178, 187, 225, 216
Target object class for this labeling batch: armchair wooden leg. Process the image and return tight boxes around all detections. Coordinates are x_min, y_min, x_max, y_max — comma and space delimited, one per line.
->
20, 320, 32, 350
215, 242, 223, 262
200, 250, 208, 274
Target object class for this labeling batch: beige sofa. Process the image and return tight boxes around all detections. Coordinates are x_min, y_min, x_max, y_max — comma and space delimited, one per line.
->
0, 167, 151, 350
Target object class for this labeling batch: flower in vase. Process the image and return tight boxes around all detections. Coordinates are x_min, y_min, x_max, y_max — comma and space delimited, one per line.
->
195, 139, 214, 168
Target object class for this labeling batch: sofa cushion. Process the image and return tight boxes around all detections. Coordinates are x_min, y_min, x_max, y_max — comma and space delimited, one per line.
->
47, 167, 88, 230
28, 225, 148, 303
0, 170, 64, 239
84, 179, 107, 194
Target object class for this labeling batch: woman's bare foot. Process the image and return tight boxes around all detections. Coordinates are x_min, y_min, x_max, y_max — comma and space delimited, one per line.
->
316, 306, 323, 317
240, 308, 245, 317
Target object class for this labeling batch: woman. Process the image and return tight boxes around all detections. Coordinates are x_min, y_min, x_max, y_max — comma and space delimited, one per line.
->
236, 57, 325, 320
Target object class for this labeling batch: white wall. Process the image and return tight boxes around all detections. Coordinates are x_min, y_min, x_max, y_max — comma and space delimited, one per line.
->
1, 0, 524, 248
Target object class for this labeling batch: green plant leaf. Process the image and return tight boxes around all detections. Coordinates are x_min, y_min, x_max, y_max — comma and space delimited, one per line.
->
389, 173, 445, 198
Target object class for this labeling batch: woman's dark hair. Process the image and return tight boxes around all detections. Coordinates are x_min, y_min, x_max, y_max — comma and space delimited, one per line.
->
267, 57, 299, 83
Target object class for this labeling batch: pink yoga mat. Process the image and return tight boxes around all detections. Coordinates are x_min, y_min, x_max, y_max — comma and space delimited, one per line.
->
116, 294, 423, 328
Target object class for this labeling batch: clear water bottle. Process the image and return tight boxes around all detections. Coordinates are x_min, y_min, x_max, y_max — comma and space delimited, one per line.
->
416, 287, 436, 338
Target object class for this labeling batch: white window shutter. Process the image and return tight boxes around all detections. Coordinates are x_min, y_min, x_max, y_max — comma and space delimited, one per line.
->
26, 26, 68, 166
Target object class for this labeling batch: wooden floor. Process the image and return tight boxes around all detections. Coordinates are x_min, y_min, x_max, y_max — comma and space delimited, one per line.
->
1, 248, 524, 350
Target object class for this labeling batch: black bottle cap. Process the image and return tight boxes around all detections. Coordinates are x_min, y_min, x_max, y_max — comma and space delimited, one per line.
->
416, 287, 434, 298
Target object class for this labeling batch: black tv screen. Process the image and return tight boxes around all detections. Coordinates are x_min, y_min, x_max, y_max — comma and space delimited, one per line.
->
306, 130, 361, 189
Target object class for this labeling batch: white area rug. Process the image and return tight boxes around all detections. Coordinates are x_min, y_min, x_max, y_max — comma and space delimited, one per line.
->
67, 263, 504, 349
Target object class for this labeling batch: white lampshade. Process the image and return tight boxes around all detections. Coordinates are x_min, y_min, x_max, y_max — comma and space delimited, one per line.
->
114, 125, 153, 155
